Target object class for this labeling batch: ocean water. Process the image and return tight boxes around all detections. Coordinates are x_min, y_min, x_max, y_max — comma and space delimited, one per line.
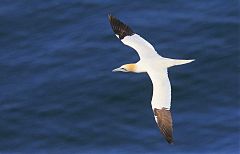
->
0, 0, 239, 153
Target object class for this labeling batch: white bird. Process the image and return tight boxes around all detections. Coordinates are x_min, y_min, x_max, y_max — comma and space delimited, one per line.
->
109, 15, 194, 144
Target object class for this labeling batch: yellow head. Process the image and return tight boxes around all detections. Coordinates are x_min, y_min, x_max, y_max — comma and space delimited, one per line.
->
112, 63, 136, 73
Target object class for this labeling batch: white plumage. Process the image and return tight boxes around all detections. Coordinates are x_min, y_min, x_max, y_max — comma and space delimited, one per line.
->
109, 15, 194, 144
120, 33, 193, 110
121, 34, 158, 58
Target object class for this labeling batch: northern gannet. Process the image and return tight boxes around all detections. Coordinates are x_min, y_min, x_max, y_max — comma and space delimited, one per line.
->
109, 15, 194, 144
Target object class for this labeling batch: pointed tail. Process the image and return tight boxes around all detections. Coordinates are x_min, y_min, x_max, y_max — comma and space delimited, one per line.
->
164, 58, 195, 68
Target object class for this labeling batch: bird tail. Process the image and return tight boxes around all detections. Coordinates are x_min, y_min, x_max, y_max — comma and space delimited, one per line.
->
164, 58, 195, 68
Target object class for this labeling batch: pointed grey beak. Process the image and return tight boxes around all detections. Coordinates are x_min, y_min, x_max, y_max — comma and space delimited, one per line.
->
112, 67, 122, 72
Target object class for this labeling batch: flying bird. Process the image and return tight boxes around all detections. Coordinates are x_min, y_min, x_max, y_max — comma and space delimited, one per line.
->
108, 15, 194, 144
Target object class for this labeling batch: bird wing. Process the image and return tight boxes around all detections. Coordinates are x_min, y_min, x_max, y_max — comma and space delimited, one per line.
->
147, 68, 173, 144
108, 15, 159, 59
153, 108, 173, 144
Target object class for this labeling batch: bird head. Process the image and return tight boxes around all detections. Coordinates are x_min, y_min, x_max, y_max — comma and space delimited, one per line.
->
112, 64, 136, 73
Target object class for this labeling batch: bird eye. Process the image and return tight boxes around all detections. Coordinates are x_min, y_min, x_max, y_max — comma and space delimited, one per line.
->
121, 68, 127, 71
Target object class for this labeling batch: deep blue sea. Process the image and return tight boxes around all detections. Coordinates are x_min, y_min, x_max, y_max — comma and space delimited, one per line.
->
0, 0, 239, 153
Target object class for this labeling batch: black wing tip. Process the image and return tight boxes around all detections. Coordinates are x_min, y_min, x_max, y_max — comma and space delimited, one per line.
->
164, 126, 174, 144
108, 14, 118, 23
108, 14, 134, 39
154, 108, 174, 144
108, 14, 112, 20
108, 14, 120, 26
166, 137, 174, 144
108, 14, 114, 20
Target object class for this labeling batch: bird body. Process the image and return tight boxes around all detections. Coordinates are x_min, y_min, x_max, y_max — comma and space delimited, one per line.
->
109, 15, 194, 144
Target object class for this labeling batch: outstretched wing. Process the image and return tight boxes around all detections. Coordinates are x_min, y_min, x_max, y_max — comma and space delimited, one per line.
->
147, 68, 173, 144
108, 15, 159, 59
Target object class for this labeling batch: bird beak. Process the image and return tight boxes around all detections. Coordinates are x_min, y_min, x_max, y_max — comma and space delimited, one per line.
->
112, 67, 122, 72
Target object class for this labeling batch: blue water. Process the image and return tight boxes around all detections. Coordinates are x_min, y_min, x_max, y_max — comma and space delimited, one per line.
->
0, 0, 239, 153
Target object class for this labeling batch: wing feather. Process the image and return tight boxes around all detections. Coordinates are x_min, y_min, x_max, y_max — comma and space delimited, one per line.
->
148, 68, 173, 143
154, 108, 174, 144
148, 68, 171, 109
108, 15, 158, 59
